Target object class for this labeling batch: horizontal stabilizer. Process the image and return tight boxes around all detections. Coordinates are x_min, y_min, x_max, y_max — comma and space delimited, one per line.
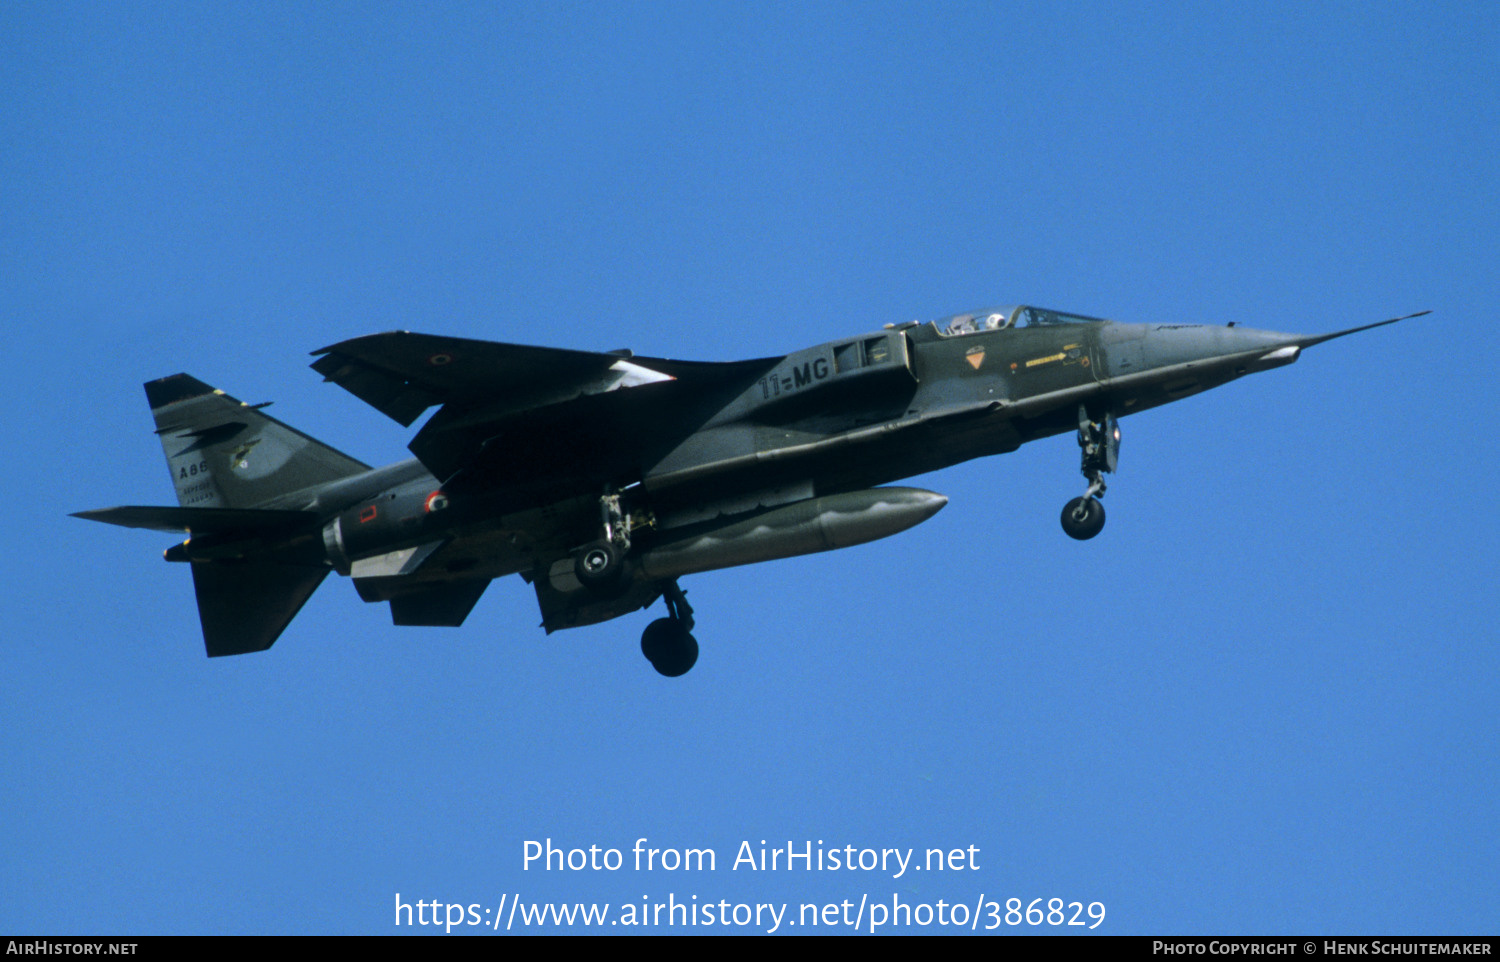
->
72, 505, 318, 533
191, 561, 328, 656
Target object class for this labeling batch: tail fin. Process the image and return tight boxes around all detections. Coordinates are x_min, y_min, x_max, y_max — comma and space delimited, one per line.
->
76, 374, 372, 656
147, 373, 369, 509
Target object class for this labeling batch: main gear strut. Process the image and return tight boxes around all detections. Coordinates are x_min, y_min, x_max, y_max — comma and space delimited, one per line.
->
574, 487, 643, 593
641, 579, 698, 677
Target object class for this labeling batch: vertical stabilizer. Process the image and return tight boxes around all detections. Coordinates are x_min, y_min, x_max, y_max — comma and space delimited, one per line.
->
128, 373, 371, 656
146, 373, 369, 509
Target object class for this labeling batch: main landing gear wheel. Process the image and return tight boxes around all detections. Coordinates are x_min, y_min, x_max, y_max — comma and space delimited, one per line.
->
641, 579, 698, 677
642, 618, 699, 677
1061, 496, 1106, 540
574, 540, 624, 594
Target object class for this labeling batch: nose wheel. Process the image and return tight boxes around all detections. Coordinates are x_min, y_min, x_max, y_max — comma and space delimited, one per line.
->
1062, 405, 1119, 540
1061, 495, 1106, 540
641, 580, 698, 677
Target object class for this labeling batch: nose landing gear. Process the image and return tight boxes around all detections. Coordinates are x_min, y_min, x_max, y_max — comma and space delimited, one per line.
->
1063, 405, 1119, 540
641, 580, 698, 677
1062, 495, 1106, 540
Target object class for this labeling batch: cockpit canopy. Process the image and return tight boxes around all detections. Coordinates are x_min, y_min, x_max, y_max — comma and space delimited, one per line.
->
937, 305, 1107, 336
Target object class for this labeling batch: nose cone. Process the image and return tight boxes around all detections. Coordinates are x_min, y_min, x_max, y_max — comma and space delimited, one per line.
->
1101, 311, 1421, 400
1141, 325, 1304, 372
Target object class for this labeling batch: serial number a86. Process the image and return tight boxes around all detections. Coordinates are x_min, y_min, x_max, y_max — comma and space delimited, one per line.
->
1005, 898, 1105, 928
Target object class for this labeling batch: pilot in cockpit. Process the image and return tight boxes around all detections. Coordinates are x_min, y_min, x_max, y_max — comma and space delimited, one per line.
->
941, 306, 1028, 335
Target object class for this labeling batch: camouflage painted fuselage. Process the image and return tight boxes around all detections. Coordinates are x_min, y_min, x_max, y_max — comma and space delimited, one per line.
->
76, 304, 1417, 656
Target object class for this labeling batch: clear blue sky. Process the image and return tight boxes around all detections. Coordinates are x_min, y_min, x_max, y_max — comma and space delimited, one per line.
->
5, 1, 1496, 935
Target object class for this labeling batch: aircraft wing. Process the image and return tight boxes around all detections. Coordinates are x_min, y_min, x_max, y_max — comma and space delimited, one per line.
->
312, 332, 778, 503
311, 331, 648, 427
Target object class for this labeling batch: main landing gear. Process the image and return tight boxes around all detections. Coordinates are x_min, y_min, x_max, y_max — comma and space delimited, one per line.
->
573, 490, 633, 592
570, 489, 699, 676
574, 540, 624, 591
642, 580, 698, 677
1062, 405, 1119, 541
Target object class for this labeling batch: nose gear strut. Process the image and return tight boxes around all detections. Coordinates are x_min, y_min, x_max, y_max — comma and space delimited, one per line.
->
1062, 405, 1119, 540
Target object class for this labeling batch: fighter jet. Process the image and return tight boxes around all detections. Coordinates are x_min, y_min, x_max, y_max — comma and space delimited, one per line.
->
74, 305, 1425, 675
